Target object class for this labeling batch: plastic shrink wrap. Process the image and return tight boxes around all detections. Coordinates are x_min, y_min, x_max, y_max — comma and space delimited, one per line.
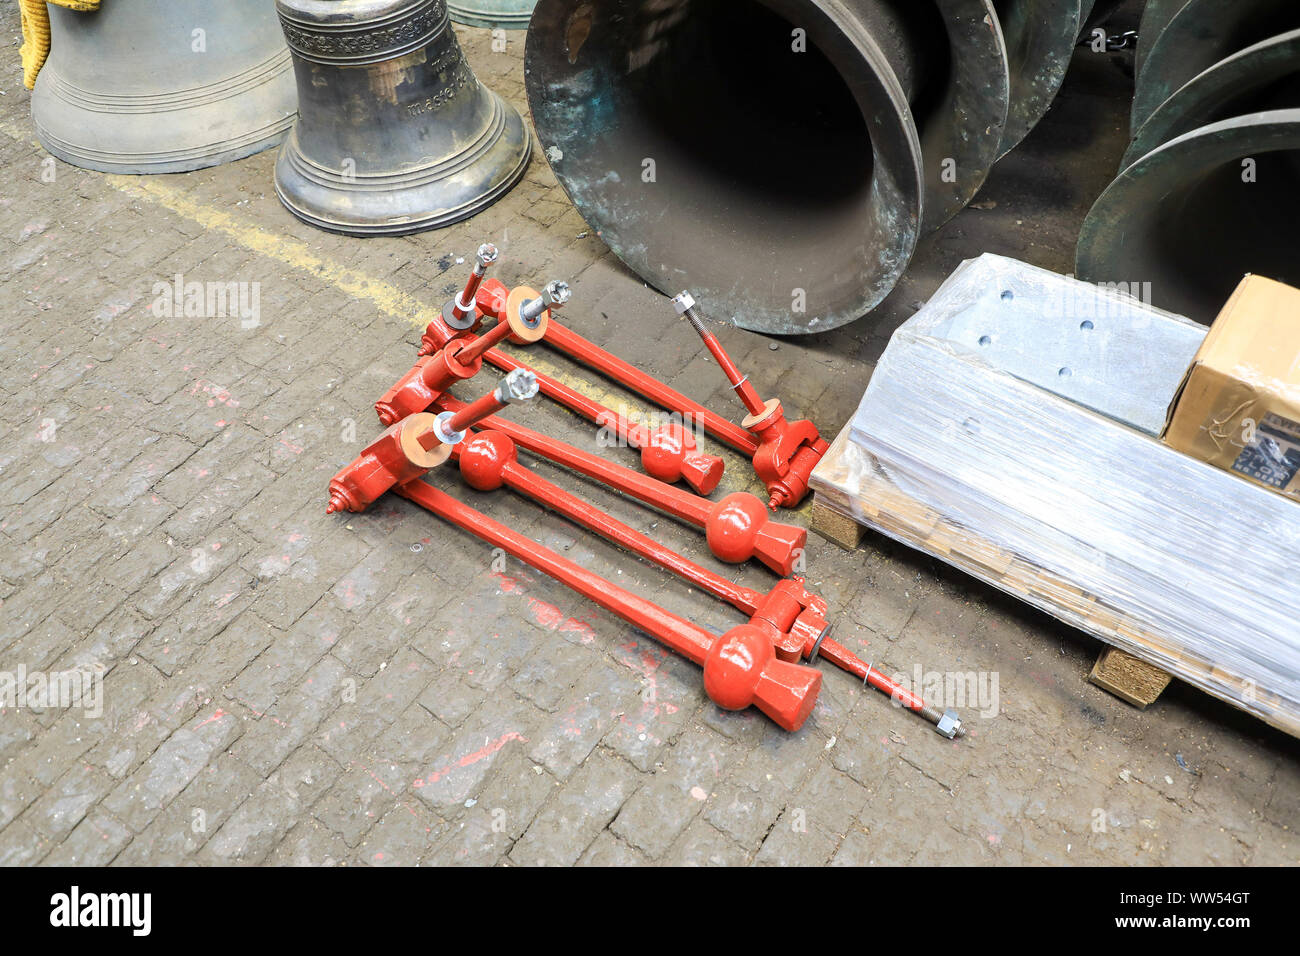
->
812, 254, 1300, 737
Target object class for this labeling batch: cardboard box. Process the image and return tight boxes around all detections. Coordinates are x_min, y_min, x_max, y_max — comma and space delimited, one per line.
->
1163, 274, 1300, 502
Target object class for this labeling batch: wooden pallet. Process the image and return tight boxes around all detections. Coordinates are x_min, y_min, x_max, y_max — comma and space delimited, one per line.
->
809, 422, 1299, 738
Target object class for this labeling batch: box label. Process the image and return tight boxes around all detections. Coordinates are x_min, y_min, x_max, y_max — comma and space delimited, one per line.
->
1232, 413, 1300, 490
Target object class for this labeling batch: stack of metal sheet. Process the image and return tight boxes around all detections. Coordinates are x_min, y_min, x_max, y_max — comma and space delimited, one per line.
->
812, 254, 1300, 737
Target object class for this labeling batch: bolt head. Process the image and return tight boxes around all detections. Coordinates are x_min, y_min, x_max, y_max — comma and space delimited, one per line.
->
501, 368, 540, 402
541, 281, 571, 309
672, 291, 696, 315
476, 243, 499, 266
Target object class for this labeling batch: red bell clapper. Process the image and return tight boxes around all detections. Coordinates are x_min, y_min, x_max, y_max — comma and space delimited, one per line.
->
674, 291, 830, 511
339, 251, 960, 734
328, 369, 539, 515
436, 394, 804, 576
454, 428, 961, 736
409, 259, 725, 494
396, 479, 823, 731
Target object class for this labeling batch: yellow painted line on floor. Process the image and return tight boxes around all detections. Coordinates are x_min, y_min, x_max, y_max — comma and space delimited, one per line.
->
1, 116, 778, 503
104, 174, 654, 416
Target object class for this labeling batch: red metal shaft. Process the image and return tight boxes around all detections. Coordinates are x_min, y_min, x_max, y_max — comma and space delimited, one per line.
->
482, 345, 649, 450
453, 431, 761, 614
694, 326, 767, 419
454, 319, 515, 365
439, 395, 707, 524
398, 480, 712, 665
816, 638, 926, 711
543, 320, 759, 455
444, 389, 506, 435
451, 264, 488, 324
438, 395, 804, 575
813, 637, 963, 733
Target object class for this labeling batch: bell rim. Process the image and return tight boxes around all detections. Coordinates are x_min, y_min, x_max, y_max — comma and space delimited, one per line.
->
994, 0, 1082, 157
1125, 26, 1300, 169
33, 106, 296, 175
1076, 108, 1300, 322
447, 0, 534, 28
273, 127, 532, 235
918, 0, 1012, 233
525, 0, 926, 335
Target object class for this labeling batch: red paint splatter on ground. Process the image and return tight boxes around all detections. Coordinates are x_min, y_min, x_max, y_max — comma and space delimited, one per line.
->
494, 573, 525, 594
612, 641, 678, 721
193, 709, 226, 730
559, 617, 597, 644
348, 761, 421, 820
528, 600, 563, 630
413, 731, 527, 788
491, 572, 596, 640
336, 580, 360, 607
187, 379, 240, 408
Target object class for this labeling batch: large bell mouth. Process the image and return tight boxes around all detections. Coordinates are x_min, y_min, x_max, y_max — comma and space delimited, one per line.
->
30, 0, 298, 174
1077, 110, 1300, 323
526, 0, 924, 335
1082, 1, 1300, 323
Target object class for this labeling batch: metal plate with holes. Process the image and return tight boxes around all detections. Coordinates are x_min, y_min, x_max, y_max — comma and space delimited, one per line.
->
922, 255, 1206, 435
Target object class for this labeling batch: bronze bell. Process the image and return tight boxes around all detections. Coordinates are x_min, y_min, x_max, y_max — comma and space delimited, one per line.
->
31, 0, 298, 174
273, 0, 531, 235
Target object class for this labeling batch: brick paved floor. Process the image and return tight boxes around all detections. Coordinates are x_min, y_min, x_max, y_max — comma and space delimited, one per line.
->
0, 3, 1296, 866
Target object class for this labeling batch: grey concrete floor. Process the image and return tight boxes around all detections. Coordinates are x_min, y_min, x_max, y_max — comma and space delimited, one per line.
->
0, 1, 1296, 866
